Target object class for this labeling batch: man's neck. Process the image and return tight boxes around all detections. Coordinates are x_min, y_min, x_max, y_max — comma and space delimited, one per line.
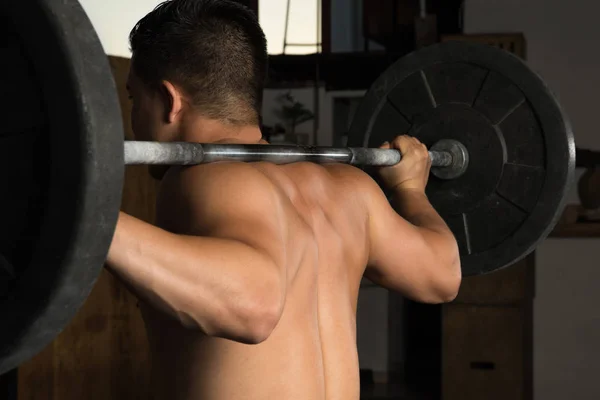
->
179, 116, 263, 145
150, 118, 265, 181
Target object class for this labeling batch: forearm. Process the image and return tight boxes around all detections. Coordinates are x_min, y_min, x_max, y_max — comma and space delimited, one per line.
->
105, 212, 283, 342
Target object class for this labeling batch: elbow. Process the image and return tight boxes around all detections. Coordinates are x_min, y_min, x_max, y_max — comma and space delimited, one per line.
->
185, 291, 284, 344
238, 281, 285, 344
422, 270, 461, 304
421, 244, 461, 304
208, 279, 285, 345
242, 296, 284, 344
431, 252, 462, 304
434, 270, 461, 303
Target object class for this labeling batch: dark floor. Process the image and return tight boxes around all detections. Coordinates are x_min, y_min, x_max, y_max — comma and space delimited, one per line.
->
361, 383, 436, 400
0, 369, 17, 400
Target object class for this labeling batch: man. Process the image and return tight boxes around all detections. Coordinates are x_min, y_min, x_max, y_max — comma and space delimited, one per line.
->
106, 0, 461, 399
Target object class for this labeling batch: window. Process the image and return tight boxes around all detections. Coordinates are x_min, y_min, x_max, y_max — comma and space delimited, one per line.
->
259, 0, 321, 55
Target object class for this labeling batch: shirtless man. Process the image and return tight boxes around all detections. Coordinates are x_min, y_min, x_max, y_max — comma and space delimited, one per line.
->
105, 1, 461, 399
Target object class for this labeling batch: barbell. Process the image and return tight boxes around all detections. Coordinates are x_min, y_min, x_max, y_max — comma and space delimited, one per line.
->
0, 0, 574, 376
123, 138, 468, 179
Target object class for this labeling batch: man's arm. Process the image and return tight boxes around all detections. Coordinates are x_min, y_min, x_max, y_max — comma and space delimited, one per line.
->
106, 164, 287, 344
364, 182, 461, 303
363, 136, 461, 303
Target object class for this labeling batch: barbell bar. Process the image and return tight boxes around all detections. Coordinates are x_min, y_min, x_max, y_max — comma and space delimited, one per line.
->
124, 138, 470, 179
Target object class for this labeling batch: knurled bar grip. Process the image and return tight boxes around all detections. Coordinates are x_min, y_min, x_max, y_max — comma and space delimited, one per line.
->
124, 141, 454, 168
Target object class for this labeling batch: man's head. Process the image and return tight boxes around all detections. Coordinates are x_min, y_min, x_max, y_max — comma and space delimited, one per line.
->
127, 0, 267, 142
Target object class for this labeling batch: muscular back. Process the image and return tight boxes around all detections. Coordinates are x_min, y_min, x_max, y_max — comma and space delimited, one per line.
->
143, 161, 375, 400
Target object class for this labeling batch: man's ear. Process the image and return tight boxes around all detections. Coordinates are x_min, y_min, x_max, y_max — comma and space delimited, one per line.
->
160, 80, 184, 123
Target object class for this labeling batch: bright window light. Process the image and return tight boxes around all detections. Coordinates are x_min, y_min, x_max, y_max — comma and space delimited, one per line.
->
259, 0, 320, 55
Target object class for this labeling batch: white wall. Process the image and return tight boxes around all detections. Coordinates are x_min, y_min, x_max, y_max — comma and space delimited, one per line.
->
79, 0, 164, 57
79, 0, 322, 57
259, 0, 319, 54
464, 1, 600, 399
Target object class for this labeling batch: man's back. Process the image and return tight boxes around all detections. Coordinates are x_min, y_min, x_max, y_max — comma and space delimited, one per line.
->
142, 161, 373, 400
110, 2, 460, 398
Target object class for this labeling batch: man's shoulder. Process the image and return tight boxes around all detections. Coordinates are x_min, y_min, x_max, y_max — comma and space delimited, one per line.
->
322, 164, 384, 196
160, 161, 383, 209
164, 162, 272, 192
156, 162, 279, 232
323, 163, 372, 181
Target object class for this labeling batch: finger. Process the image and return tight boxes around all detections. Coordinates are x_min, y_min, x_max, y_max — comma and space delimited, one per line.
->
423, 145, 432, 165
407, 138, 426, 152
379, 141, 391, 149
416, 142, 429, 160
391, 136, 413, 153
411, 138, 426, 153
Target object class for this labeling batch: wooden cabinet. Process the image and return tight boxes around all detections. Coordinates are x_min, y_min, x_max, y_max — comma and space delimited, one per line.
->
442, 255, 534, 400
443, 304, 533, 400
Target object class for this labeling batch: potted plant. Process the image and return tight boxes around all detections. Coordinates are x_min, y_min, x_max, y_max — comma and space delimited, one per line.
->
273, 92, 314, 143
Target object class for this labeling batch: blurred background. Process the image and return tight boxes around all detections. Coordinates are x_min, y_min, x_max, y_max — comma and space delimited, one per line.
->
4, 1, 599, 399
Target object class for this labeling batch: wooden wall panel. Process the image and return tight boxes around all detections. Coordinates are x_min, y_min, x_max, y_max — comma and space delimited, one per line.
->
442, 305, 529, 400
18, 56, 156, 400
452, 254, 535, 305
441, 33, 527, 60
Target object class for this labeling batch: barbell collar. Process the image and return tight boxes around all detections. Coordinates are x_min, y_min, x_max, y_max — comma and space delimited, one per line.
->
430, 139, 470, 180
124, 141, 459, 169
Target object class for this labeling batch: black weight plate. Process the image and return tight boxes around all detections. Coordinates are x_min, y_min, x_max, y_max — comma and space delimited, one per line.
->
348, 41, 575, 276
0, 0, 124, 374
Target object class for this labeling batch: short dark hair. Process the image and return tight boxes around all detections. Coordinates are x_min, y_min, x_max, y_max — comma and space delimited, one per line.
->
129, 0, 267, 125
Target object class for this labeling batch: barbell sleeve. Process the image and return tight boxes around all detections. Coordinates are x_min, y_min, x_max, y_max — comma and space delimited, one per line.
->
124, 141, 455, 167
